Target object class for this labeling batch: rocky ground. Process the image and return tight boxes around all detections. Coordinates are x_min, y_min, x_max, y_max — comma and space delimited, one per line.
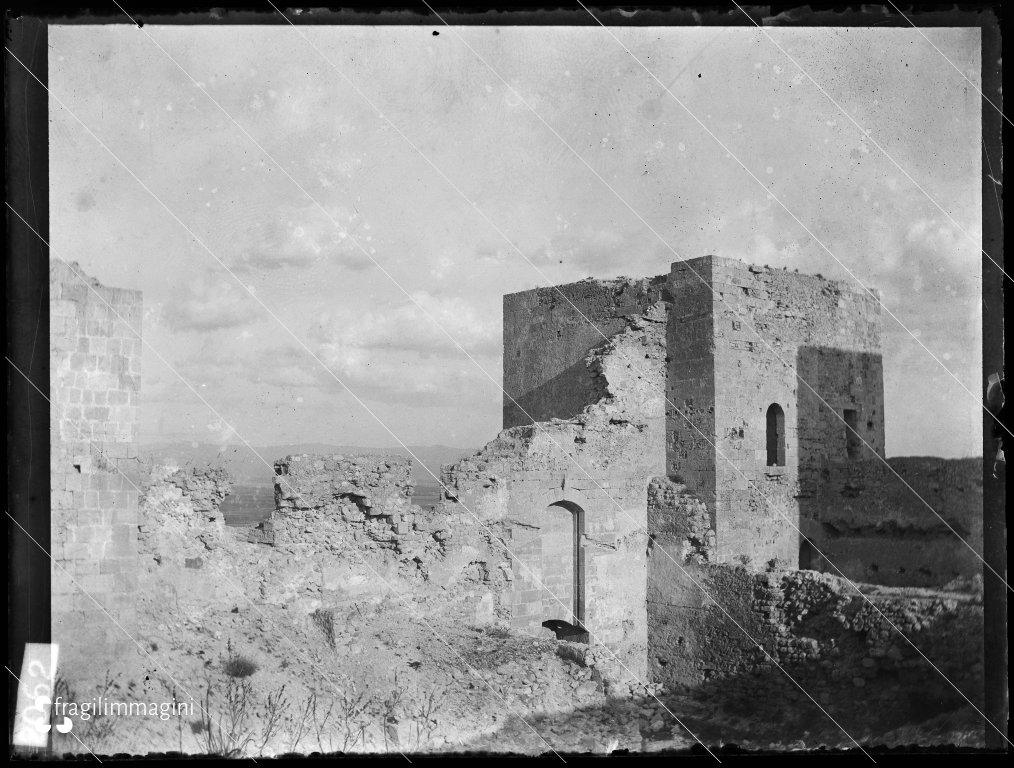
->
49, 587, 985, 758
51, 592, 661, 757
46, 463, 986, 758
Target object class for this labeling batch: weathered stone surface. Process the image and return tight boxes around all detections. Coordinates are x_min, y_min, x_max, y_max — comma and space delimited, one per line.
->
50, 260, 142, 675
668, 256, 887, 568
647, 477, 715, 564
647, 560, 982, 728
443, 300, 668, 674
502, 275, 669, 428
136, 452, 514, 630
137, 466, 231, 561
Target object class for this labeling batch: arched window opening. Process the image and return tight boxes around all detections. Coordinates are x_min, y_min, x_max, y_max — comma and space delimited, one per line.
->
766, 404, 785, 467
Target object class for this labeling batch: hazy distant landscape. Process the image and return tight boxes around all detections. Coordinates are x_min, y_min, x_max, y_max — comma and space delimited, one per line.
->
141, 442, 475, 525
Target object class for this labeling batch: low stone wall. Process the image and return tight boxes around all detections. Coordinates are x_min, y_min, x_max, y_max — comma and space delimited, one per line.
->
647, 556, 983, 737
136, 455, 515, 636
230, 455, 512, 624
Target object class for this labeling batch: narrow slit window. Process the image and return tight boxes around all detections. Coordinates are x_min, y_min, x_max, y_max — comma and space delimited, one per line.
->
766, 404, 785, 467
844, 409, 861, 459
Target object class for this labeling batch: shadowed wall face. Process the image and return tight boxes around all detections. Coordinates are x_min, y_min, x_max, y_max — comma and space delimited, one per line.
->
665, 257, 718, 518
796, 346, 886, 489
798, 456, 983, 587
502, 276, 667, 428
50, 261, 142, 675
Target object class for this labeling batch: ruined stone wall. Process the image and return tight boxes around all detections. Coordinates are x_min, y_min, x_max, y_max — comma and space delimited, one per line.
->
503, 276, 668, 428
136, 466, 241, 624
667, 256, 885, 568
800, 457, 983, 588
445, 305, 668, 671
137, 466, 231, 564
258, 454, 511, 624
647, 477, 715, 564
50, 261, 142, 676
647, 557, 982, 736
271, 453, 416, 547
136, 454, 515, 632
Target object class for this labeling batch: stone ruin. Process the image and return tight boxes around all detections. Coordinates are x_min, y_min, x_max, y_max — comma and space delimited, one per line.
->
441, 255, 982, 680
49, 255, 984, 721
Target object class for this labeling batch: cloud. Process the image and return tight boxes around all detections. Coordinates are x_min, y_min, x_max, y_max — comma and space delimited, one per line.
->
232, 204, 374, 273
308, 293, 502, 407
314, 292, 500, 359
903, 218, 978, 275
163, 273, 261, 332
321, 351, 499, 408
205, 417, 239, 444
531, 227, 667, 276
474, 240, 513, 265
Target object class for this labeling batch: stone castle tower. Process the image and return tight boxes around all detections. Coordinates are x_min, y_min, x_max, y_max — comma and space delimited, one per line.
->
664, 256, 885, 567
498, 254, 884, 581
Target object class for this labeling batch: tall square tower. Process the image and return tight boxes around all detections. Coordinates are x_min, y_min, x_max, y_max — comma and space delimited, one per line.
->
666, 256, 885, 566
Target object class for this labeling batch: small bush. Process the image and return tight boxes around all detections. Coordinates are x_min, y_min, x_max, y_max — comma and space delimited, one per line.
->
312, 608, 338, 650
482, 625, 511, 639
223, 655, 258, 679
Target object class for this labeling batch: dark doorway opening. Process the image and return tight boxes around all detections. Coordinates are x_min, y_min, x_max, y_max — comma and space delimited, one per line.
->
543, 501, 586, 639
800, 538, 817, 570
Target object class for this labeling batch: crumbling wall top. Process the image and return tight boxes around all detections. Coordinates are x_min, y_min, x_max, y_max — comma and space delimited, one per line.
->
504, 274, 669, 304
50, 259, 142, 305
503, 274, 669, 428
273, 453, 414, 514
671, 255, 882, 301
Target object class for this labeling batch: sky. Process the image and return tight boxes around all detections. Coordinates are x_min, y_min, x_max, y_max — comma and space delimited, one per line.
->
49, 24, 985, 457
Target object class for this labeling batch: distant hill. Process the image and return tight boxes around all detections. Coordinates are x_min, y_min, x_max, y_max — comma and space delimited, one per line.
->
139, 442, 478, 487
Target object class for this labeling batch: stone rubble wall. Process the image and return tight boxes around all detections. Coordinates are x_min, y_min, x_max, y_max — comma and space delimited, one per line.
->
265, 454, 518, 626
137, 466, 232, 564
50, 260, 142, 676
137, 454, 515, 628
270, 453, 416, 549
647, 476, 715, 563
647, 556, 982, 730
136, 466, 242, 631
